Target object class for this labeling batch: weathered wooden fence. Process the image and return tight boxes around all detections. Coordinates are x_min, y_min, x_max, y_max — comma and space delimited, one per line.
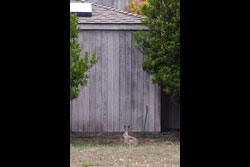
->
86, 0, 131, 10
70, 30, 161, 132
161, 93, 180, 131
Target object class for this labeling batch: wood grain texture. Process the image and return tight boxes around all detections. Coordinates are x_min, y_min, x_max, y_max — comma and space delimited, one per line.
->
70, 30, 162, 132
131, 32, 138, 132
95, 31, 102, 132
143, 59, 150, 132
89, 31, 97, 132
82, 31, 90, 132
136, 39, 144, 132
87, 0, 128, 10
155, 85, 161, 132
113, 31, 120, 132
148, 76, 155, 132
107, 31, 114, 132
70, 101, 72, 132
119, 31, 126, 132
101, 31, 109, 132
125, 31, 132, 129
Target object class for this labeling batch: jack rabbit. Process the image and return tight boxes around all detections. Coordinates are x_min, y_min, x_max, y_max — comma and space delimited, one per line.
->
123, 125, 139, 146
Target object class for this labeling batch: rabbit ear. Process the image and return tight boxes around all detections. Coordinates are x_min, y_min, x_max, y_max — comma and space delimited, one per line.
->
124, 125, 126, 130
128, 125, 131, 129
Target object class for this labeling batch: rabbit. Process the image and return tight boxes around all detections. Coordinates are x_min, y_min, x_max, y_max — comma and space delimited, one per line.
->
123, 125, 139, 146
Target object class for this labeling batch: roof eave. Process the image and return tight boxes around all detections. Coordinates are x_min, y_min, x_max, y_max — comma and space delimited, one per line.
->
79, 23, 148, 31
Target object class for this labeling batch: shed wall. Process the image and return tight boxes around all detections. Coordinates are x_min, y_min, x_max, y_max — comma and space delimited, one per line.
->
88, 0, 132, 10
70, 30, 161, 132
161, 93, 180, 131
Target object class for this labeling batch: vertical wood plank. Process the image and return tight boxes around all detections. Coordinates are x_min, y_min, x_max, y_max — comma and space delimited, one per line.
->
171, 103, 174, 129
81, 31, 90, 132
95, 31, 102, 132
106, 0, 112, 6
125, 31, 132, 129
172, 103, 180, 129
70, 101, 72, 132
117, 0, 121, 9
89, 31, 97, 132
76, 97, 81, 132
71, 98, 77, 132
143, 66, 149, 132
165, 95, 170, 129
131, 32, 138, 132
119, 0, 123, 10
77, 95, 82, 132
78, 85, 85, 132
136, 40, 144, 132
125, 0, 130, 9
93, 0, 128, 9
148, 76, 155, 132
171, 104, 175, 129
72, 30, 87, 132
155, 85, 161, 132
122, 0, 126, 10
71, 30, 83, 132
72, 30, 162, 133
159, 86, 161, 131
101, 31, 109, 132
119, 31, 126, 131
176, 107, 180, 129
112, 0, 118, 9
113, 31, 120, 132
107, 31, 114, 132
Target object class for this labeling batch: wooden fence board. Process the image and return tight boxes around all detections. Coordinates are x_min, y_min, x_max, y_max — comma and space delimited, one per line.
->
113, 31, 120, 132
148, 76, 155, 132
119, 31, 126, 131
70, 30, 162, 132
125, 31, 132, 129
81, 31, 90, 132
101, 31, 109, 132
155, 85, 161, 132
131, 32, 138, 132
88, 0, 132, 10
143, 70, 149, 132
89, 31, 97, 132
137, 44, 144, 132
107, 31, 114, 132
95, 31, 102, 132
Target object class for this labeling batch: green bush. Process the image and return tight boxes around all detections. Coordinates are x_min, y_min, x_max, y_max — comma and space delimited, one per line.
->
134, 0, 180, 105
70, 13, 99, 100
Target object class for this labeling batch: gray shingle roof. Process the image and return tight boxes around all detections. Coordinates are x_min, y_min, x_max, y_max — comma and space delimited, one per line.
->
73, 0, 145, 24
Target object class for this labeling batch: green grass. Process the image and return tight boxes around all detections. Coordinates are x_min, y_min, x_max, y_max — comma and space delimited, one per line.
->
70, 133, 180, 167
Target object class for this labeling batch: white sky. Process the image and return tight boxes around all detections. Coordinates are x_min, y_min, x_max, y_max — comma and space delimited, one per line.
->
70, 3, 92, 13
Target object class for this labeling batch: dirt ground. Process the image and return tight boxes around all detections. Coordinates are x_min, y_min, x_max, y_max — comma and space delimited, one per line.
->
70, 132, 180, 167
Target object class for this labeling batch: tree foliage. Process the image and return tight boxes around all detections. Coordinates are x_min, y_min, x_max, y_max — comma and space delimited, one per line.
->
125, 0, 149, 16
70, 13, 99, 100
134, 0, 180, 105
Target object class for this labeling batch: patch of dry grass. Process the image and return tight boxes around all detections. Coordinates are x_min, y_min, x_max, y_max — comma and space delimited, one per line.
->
70, 133, 180, 167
